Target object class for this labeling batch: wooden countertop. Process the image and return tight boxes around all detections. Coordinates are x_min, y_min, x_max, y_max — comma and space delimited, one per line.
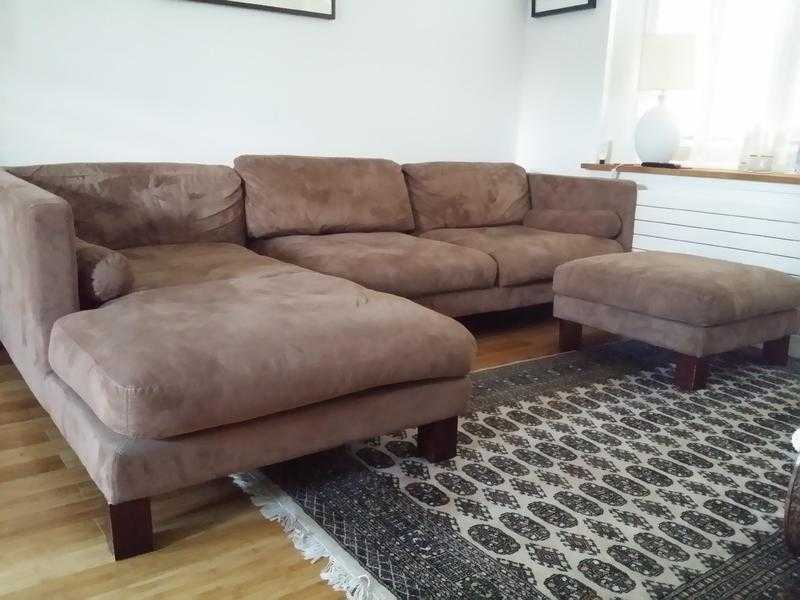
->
581, 162, 800, 186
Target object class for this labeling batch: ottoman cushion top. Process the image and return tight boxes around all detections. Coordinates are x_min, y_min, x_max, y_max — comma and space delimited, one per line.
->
553, 251, 800, 326
48, 271, 475, 439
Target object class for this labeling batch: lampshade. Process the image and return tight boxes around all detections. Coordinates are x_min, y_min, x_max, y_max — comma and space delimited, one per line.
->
638, 34, 696, 91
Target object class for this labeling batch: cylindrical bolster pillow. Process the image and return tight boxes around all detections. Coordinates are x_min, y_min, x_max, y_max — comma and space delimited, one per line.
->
524, 208, 622, 239
75, 238, 134, 309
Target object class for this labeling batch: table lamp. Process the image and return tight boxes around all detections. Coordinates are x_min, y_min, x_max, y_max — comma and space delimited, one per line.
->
635, 34, 695, 167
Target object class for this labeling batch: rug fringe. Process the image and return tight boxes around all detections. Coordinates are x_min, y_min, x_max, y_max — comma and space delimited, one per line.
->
232, 472, 394, 600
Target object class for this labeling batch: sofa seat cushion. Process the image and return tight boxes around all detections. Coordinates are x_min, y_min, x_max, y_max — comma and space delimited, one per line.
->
421, 226, 623, 287
235, 155, 415, 239
251, 232, 497, 297
403, 162, 530, 232
120, 242, 301, 292
48, 272, 475, 439
553, 251, 800, 326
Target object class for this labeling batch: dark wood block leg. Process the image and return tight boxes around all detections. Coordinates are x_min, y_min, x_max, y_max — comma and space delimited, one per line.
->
674, 354, 709, 391
558, 320, 582, 352
107, 497, 153, 560
764, 336, 791, 366
785, 461, 800, 554
418, 416, 458, 463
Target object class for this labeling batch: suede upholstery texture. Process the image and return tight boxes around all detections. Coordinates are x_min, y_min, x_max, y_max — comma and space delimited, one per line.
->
42, 372, 468, 504
75, 238, 134, 308
0, 171, 79, 390
529, 173, 637, 250
6, 163, 245, 250
554, 251, 800, 327
523, 208, 621, 239
235, 155, 415, 239
252, 231, 498, 297
555, 296, 800, 358
49, 271, 476, 439
403, 162, 530, 232
1, 159, 642, 510
121, 242, 300, 292
421, 225, 624, 287
416, 281, 555, 318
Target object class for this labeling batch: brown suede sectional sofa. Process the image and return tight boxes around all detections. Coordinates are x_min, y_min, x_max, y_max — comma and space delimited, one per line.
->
0, 157, 636, 560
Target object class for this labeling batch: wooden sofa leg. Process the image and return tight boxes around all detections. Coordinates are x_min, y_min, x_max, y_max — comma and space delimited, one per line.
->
764, 336, 791, 366
785, 462, 800, 554
107, 497, 153, 560
418, 417, 458, 463
558, 320, 582, 352
675, 354, 708, 391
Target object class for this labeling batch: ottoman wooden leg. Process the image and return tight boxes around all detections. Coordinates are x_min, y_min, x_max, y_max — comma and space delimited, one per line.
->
785, 461, 800, 554
675, 354, 708, 391
558, 320, 582, 352
106, 497, 154, 560
418, 417, 458, 463
764, 336, 791, 366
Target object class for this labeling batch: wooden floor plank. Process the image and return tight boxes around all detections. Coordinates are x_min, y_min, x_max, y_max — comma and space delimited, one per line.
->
0, 455, 65, 485
0, 438, 69, 468
0, 392, 37, 412
0, 307, 611, 599
0, 416, 56, 437
0, 407, 48, 427
0, 465, 89, 502
0, 482, 98, 524
0, 429, 49, 452
0, 363, 20, 382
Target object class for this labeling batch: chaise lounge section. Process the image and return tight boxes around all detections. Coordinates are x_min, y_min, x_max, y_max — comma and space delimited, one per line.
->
0, 164, 474, 559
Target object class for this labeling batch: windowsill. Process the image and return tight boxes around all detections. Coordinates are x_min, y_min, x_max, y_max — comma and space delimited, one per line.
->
581, 163, 800, 186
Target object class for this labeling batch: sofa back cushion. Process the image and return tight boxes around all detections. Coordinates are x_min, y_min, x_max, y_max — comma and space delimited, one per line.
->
235, 155, 415, 239
402, 162, 530, 232
6, 163, 245, 249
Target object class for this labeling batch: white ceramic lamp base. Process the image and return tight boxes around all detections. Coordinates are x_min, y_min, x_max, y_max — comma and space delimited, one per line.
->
635, 95, 680, 165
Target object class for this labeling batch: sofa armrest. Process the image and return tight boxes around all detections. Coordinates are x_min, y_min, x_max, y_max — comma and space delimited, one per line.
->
0, 170, 78, 389
527, 173, 637, 250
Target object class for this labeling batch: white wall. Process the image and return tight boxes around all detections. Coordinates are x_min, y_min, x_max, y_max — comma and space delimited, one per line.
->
515, 0, 613, 174
0, 0, 527, 166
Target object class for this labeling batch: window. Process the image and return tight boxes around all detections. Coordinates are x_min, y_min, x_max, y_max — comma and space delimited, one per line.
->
602, 0, 800, 169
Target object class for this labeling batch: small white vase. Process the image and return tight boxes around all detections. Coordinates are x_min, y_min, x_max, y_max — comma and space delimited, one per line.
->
635, 94, 680, 164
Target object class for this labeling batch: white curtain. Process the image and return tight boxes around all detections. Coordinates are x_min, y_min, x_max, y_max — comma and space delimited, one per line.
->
603, 0, 800, 169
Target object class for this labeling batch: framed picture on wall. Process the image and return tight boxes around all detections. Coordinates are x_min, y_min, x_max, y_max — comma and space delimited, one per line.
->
532, 0, 596, 18
195, 0, 335, 20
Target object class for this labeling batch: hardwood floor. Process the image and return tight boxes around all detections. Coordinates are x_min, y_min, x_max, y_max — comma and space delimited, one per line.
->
0, 306, 611, 599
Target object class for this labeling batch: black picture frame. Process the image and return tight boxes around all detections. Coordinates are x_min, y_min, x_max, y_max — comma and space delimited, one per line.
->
532, 0, 596, 18
193, 0, 335, 20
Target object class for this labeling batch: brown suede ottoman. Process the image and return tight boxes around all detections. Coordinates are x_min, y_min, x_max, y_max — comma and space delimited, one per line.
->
553, 251, 800, 390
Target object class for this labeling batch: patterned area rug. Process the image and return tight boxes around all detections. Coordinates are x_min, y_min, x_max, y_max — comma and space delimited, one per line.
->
236, 342, 800, 599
